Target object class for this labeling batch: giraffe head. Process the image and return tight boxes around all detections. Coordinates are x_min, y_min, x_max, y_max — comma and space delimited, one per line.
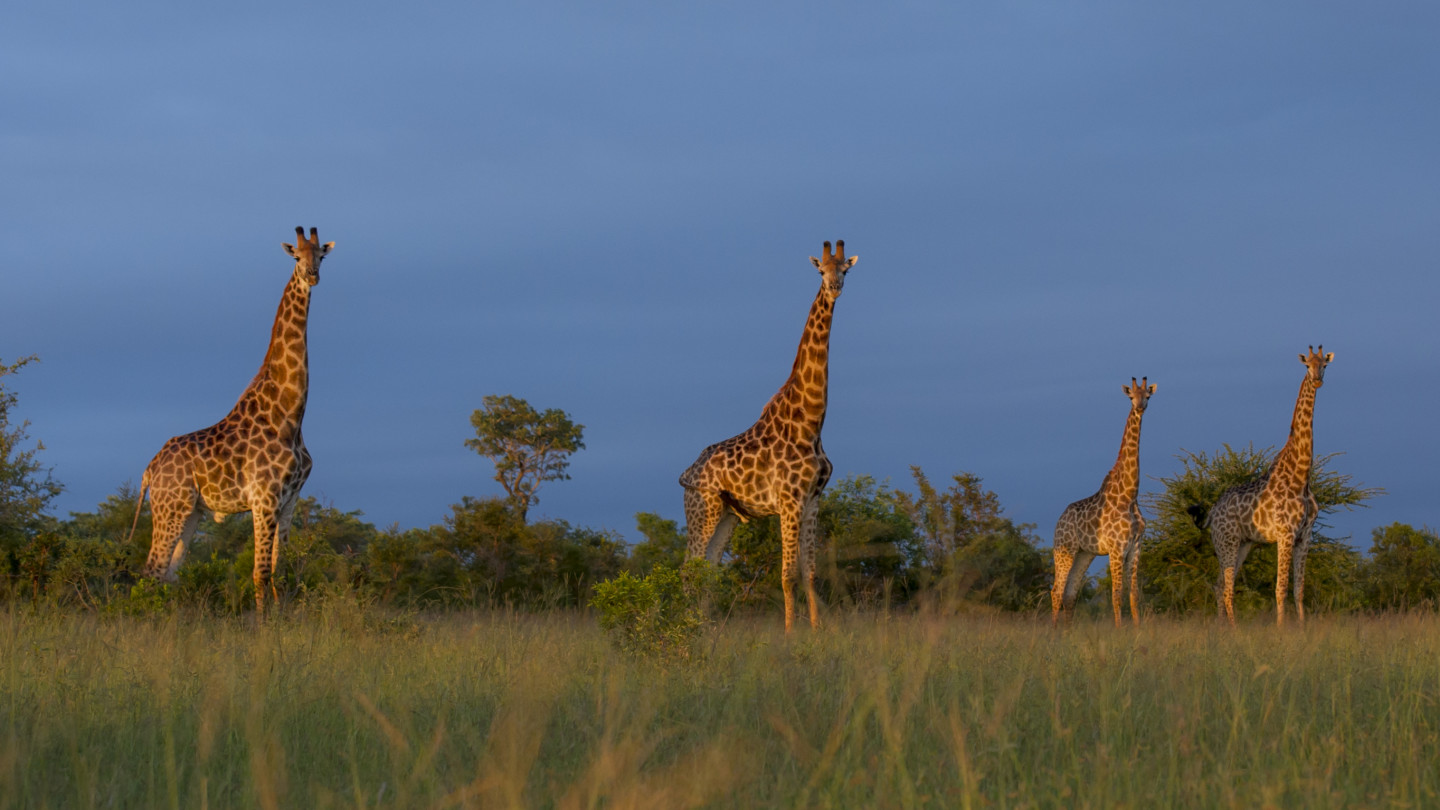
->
282, 226, 334, 287
1122, 376, 1157, 413
808, 240, 858, 299
1299, 345, 1333, 388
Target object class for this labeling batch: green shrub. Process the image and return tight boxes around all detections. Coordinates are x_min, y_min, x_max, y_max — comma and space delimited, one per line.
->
591, 559, 722, 662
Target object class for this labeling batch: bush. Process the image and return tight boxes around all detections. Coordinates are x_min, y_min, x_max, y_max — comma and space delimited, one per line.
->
591, 560, 724, 662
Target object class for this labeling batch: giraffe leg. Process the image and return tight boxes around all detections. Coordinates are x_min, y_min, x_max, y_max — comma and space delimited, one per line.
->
799, 494, 822, 629
251, 496, 280, 615
683, 488, 728, 561
164, 508, 203, 581
144, 486, 199, 582
270, 495, 301, 608
1051, 545, 1074, 625
779, 506, 802, 633
1220, 541, 1255, 627
706, 512, 740, 565
1108, 554, 1125, 628
1293, 521, 1313, 624
1128, 515, 1144, 626
1062, 550, 1095, 617
1274, 537, 1294, 628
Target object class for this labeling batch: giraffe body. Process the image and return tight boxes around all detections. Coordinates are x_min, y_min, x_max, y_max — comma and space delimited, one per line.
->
1052, 378, 1155, 626
134, 227, 333, 613
680, 240, 857, 632
1208, 346, 1331, 626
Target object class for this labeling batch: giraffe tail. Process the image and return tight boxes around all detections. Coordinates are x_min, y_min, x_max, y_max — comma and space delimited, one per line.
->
126, 469, 150, 546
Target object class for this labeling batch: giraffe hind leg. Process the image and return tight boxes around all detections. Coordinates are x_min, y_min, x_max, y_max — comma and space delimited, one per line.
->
145, 487, 201, 583
1062, 550, 1095, 616
1051, 545, 1074, 624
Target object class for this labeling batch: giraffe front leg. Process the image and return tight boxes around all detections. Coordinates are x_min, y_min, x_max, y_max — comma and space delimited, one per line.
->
1108, 555, 1125, 628
251, 500, 280, 616
1126, 537, 1142, 627
271, 495, 301, 609
779, 507, 802, 633
1293, 523, 1313, 625
799, 494, 822, 629
1274, 540, 1293, 628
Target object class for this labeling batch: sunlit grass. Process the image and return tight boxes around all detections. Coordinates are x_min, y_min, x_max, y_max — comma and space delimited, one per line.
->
1, 600, 1437, 808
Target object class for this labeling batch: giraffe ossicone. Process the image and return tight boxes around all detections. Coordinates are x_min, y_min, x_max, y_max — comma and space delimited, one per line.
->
679, 239, 857, 632
1205, 345, 1332, 627
129, 226, 334, 614
1051, 376, 1156, 626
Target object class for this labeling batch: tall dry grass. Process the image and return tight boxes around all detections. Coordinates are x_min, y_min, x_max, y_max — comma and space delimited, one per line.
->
1, 598, 1437, 808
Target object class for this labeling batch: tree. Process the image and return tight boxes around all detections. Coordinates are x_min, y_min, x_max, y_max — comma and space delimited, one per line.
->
896, 467, 1047, 611
1139, 444, 1381, 615
817, 475, 920, 607
630, 512, 687, 574
0, 356, 63, 552
1363, 523, 1440, 611
465, 395, 585, 522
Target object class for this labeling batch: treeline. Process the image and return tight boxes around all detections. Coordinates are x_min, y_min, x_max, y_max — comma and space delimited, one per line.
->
3, 462, 1437, 618
3, 359, 1438, 617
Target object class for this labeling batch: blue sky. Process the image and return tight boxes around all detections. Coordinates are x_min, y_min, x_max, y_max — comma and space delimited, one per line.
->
4, 2, 1436, 549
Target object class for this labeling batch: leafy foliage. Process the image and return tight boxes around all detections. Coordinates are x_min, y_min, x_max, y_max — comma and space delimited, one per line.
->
629, 511, 686, 574
896, 467, 1048, 612
465, 394, 585, 522
1363, 523, 1440, 610
591, 559, 723, 661
0, 356, 63, 554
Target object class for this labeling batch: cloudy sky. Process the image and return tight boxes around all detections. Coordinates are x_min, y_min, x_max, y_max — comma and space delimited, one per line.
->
4, 2, 1436, 550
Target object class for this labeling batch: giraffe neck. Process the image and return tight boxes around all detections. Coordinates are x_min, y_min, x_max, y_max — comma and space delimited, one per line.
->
236, 273, 311, 424
1101, 404, 1144, 504
1266, 376, 1317, 493
763, 285, 835, 437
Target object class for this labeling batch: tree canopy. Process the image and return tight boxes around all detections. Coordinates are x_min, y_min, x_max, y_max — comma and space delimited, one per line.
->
465, 395, 585, 522
0, 355, 62, 552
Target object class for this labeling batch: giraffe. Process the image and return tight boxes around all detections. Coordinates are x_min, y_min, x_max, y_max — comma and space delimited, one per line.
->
129, 227, 334, 613
1206, 346, 1332, 627
1051, 377, 1157, 627
679, 239, 858, 632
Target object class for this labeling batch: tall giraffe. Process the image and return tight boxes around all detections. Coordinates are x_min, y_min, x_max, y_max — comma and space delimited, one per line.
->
1206, 346, 1332, 626
130, 227, 334, 613
1051, 378, 1156, 626
680, 239, 858, 632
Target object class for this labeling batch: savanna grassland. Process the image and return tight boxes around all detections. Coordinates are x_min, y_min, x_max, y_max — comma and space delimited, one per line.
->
2, 602, 1437, 809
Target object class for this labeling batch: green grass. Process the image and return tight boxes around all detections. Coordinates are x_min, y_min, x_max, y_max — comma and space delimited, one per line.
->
2, 600, 1438, 808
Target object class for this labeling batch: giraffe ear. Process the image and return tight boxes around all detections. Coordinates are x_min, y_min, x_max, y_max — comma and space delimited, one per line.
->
1148, 383, 1157, 395
1324, 352, 1334, 363
283, 242, 298, 258
843, 256, 858, 271
810, 256, 822, 269
1122, 384, 1132, 396
320, 241, 335, 256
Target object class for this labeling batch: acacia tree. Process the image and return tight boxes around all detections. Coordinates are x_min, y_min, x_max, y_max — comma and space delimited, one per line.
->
1, 355, 62, 552
465, 395, 585, 522
1139, 444, 1381, 615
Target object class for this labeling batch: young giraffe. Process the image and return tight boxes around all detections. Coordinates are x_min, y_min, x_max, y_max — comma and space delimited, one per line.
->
680, 239, 858, 632
129, 227, 334, 613
1051, 377, 1157, 626
1207, 346, 1332, 627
